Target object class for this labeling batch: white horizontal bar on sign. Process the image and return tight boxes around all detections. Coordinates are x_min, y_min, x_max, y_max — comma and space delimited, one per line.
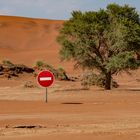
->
40, 77, 52, 81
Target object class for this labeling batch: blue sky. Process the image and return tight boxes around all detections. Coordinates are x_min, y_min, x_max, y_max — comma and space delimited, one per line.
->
0, 0, 140, 19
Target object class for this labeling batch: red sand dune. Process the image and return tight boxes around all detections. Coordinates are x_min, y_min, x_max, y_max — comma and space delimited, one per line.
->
0, 16, 73, 73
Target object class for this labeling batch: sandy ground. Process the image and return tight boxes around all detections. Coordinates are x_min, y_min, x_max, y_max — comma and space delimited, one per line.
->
0, 16, 140, 140
0, 78, 140, 140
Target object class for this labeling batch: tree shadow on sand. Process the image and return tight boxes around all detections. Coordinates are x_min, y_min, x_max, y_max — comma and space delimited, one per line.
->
117, 88, 140, 92
54, 88, 88, 93
125, 88, 140, 91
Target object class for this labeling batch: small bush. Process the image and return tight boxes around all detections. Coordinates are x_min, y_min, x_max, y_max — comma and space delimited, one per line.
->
57, 67, 69, 80
34, 61, 69, 81
81, 72, 119, 89
24, 81, 37, 88
35, 61, 45, 69
34, 61, 55, 72
2, 60, 14, 67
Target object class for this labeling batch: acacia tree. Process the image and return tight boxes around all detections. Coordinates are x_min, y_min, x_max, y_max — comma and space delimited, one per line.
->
57, 4, 140, 90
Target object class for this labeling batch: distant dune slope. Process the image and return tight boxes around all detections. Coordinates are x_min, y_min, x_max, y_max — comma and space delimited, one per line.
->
0, 16, 74, 72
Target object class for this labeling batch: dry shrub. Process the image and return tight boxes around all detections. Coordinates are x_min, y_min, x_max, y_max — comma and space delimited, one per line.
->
81, 72, 119, 89
34, 61, 69, 81
24, 81, 37, 88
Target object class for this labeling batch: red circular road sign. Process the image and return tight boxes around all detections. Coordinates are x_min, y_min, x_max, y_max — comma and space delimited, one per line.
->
37, 70, 54, 87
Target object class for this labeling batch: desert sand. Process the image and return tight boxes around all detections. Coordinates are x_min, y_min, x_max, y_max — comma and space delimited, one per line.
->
0, 16, 73, 73
0, 16, 140, 140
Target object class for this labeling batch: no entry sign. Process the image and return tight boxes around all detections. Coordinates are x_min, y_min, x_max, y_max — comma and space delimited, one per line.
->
37, 70, 54, 103
37, 70, 54, 87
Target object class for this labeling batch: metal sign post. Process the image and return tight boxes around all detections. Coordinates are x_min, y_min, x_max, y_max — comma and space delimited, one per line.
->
46, 88, 47, 103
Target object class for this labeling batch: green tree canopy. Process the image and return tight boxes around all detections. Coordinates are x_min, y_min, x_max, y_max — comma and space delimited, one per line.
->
57, 3, 140, 90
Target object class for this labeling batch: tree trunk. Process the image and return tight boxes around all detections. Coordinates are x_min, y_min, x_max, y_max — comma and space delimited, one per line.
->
105, 71, 111, 90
